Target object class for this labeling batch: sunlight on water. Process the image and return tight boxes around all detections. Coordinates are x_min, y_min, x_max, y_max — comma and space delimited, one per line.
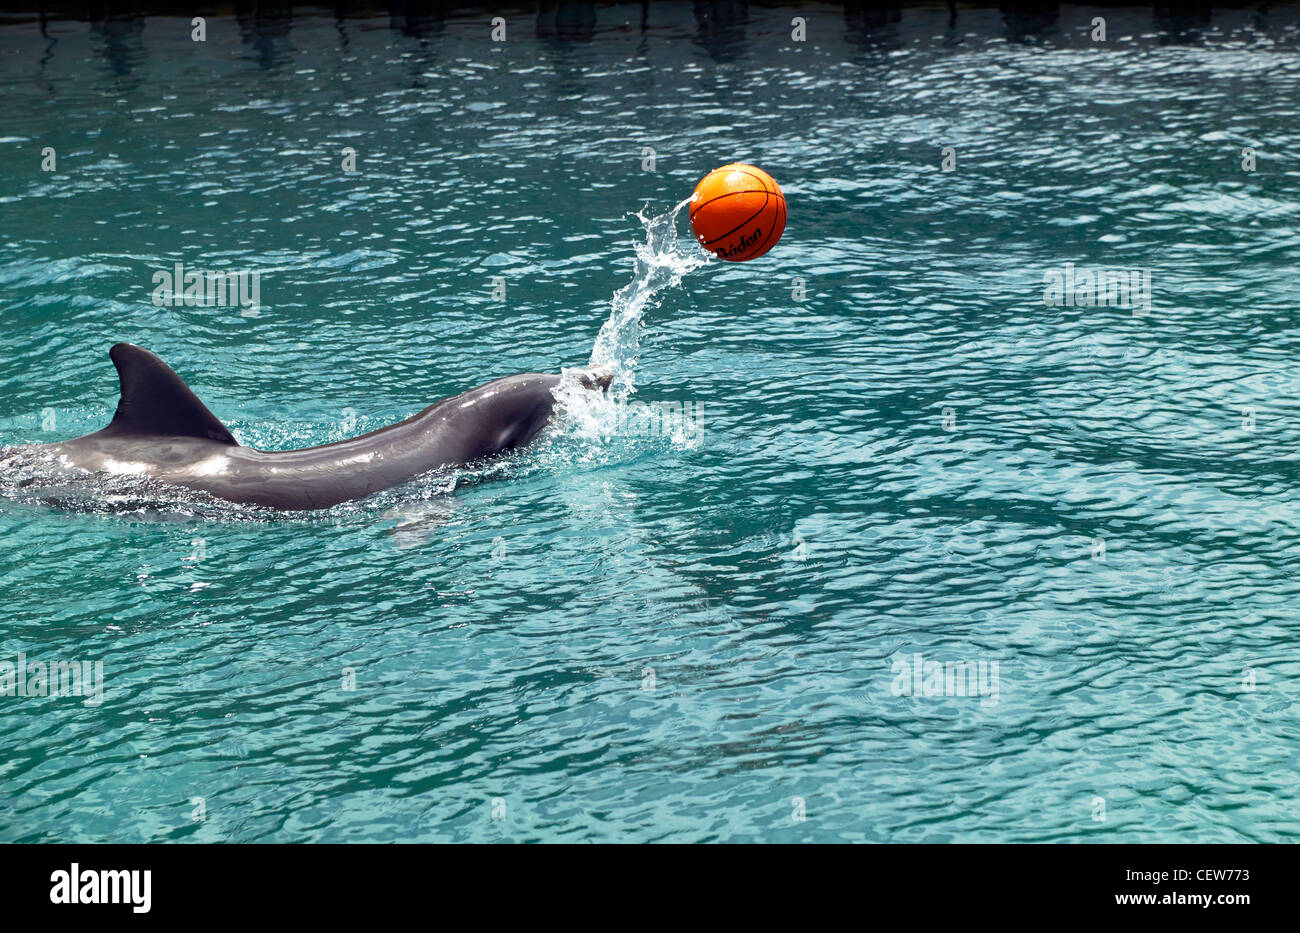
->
5, 4, 1300, 843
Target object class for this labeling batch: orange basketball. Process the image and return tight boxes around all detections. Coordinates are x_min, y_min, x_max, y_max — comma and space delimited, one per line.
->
689, 163, 786, 262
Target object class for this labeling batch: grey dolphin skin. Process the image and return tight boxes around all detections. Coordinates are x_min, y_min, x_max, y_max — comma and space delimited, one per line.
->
19, 343, 612, 510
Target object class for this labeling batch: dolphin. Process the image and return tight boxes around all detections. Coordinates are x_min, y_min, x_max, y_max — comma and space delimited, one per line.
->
9, 343, 612, 511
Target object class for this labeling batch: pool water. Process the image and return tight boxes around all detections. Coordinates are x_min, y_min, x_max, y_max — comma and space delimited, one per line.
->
1, 4, 1299, 842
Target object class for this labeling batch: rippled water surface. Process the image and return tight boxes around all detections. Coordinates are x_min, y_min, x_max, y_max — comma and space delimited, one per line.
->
2, 4, 1300, 843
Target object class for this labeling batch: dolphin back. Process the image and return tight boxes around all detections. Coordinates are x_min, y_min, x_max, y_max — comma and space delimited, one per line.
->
19, 344, 607, 511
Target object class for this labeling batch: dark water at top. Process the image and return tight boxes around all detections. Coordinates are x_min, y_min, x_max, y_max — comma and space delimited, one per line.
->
1, 3, 1299, 842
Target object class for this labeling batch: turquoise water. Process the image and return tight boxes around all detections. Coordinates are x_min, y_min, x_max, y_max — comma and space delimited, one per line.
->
2, 5, 1300, 843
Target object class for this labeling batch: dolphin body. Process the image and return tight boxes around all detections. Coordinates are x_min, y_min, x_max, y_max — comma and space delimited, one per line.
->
15, 343, 610, 511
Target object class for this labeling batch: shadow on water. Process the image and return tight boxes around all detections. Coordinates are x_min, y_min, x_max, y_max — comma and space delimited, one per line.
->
844, 0, 902, 49
235, 1, 294, 70
692, 0, 748, 63
999, 1, 1058, 44
537, 1, 598, 43
19, 2, 1300, 73
386, 7, 442, 89
388, 0, 449, 40
1154, 2, 1214, 46
89, 11, 144, 82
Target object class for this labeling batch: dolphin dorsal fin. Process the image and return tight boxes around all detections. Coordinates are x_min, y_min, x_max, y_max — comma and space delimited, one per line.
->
104, 343, 238, 445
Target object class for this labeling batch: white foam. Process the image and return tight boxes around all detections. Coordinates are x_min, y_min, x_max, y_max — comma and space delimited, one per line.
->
554, 198, 708, 439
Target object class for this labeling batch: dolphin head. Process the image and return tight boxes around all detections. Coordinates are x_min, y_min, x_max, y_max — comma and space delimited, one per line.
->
575, 367, 615, 392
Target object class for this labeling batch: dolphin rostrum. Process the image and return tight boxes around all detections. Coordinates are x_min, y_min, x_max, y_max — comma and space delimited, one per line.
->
12, 343, 612, 510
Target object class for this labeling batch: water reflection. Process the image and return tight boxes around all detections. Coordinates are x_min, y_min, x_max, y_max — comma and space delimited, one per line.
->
90, 12, 144, 80
537, 1, 598, 42
235, 2, 294, 70
692, 1, 748, 62
999, 2, 1059, 44
389, 0, 449, 40
1154, 3, 1214, 45
17, 2, 1300, 80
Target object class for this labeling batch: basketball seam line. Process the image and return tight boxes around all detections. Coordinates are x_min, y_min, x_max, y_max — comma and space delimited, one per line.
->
702, 189, 770, 248
690, 169, 783, 218
692, 190, 772, 229
710, 165, 781, 198
749, 197, 785, 260
731, 167, 780, 196
690, 189, 760, 221
692, 189, 786, 216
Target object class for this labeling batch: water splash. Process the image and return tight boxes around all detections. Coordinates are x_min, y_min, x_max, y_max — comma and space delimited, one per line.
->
554, 198, 708, 437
